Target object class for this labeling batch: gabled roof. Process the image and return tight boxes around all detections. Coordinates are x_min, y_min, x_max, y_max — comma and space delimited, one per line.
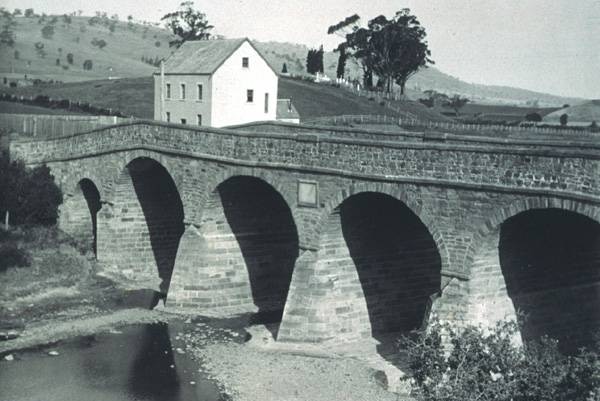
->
162, 38, 278, 76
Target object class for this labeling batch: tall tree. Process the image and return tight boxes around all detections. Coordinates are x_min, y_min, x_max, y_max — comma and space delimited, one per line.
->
327, 14, 360, 79
337, 9, 433, 93
444, 95, 469, 116
161, 1, 213, 47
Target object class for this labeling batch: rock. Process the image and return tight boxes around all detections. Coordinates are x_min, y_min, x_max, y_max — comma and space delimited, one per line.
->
4, 354, 14, 361
48, 350, 59, 356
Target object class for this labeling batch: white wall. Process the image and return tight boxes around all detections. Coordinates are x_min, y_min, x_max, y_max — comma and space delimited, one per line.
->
154, 74, 212, 127
211, 41, 278, 127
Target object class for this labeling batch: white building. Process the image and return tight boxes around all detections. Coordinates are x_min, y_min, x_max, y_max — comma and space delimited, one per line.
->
154, 38, 278, 128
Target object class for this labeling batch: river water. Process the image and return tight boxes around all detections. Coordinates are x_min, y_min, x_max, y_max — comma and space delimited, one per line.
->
0, 322, 230, 401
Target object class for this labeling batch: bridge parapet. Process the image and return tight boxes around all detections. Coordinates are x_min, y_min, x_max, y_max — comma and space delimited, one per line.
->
10, 120, 600, 203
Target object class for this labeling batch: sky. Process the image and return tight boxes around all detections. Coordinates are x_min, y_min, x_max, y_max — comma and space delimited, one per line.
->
2, 0, 599, 99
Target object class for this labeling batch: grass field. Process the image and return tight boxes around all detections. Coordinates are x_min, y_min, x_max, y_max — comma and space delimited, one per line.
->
2, 76, 450, 122
0, 101, 88, 115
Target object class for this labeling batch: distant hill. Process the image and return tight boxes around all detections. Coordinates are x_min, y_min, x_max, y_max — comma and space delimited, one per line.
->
0, 13, 584, 107
543, 100, 600, 125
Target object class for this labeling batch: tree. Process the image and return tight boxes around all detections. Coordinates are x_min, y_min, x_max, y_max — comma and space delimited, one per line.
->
41, 24, 54, 39
282, 62, 288, 74
55, 58, 60, 66
13, 49, 18, 59
560, 113, 568, 126
0, 151, 62, 226
24, 8, 34, 18
306, 47, 324, 75
66, 53, 74, 64
339, 9, 433, 94
34, 41, 46, 58
12, 9, 22, 16
0, 8, 16, 47
525, 112, 542, 122
327, 14, 360, 79
161, 1, 213, 47
419, 89, 448, 108
444, 94, 469, 116
83, 59, 93, 70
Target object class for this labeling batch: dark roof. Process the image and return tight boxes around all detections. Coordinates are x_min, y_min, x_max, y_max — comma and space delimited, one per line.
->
162, 38, 278, 76
277, 99, 300, 119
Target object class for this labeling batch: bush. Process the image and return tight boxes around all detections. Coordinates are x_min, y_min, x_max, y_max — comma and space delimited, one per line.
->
83, 59, 93, 70
0, 152, 63, 226
400, 319, 599, 401
0, 241, 30, 272
525, 112, 542, 122
41, 24, 54, 39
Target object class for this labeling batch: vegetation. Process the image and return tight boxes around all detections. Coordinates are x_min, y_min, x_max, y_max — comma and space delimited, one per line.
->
444, 95, 470, 116
161, 1, 213, 47
0, 7, 17, 47
400, 319, 599, 401
560, 113, 569, 126
0, 151, 63, 227
41, 24, 54, 39
334, 9, 433, 93
306, 46, 324, 75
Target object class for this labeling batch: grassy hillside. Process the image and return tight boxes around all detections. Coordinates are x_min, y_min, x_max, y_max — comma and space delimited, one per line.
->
0, 15, 174, 82
2, 76, 449, 122
0, 13, 583, 108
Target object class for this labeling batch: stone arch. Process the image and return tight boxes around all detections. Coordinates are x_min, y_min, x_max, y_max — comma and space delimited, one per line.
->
99, 155, 185, 293
168, 173, 299, 331
469, 196, 600, 353
280, 185, 443, 345
59, 177, 102, 255
317, 182, 451, 273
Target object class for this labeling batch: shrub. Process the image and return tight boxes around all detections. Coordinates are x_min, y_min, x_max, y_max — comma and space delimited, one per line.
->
560, 113, 568, 126
399, 319, 599, 401
41, 24, 54, 39
0, 152, 63, 226
66, 53, 74, 64
83, 59, 93, 70
0, 241, 30, 272
525, 112, 542, 122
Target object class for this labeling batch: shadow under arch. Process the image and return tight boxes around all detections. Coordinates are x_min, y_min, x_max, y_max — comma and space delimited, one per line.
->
336, 192, 442, 338
204, 175, 299, 332
124, 157, 185, 292
499, 207, 600, 353
62, 178, 102, 256
78, 178, 102, 255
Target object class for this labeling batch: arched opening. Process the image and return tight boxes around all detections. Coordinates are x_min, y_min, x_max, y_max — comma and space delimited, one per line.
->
128, 158, 184, 291
79, 179, 101, 255
499, 208, 600, 353
105, 157, 184, 293
198, 176, 299, 325
315, 192, 441, 343
61, 178, 101, 255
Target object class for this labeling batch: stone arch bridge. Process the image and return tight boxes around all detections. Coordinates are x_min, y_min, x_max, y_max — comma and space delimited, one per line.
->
10, 121, 600, 351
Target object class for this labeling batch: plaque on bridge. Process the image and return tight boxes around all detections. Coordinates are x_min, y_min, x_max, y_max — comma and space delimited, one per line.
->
298, 180, 318, 207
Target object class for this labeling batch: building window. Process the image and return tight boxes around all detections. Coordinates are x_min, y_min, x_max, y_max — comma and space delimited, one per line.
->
242, 57, 249, 68
181, 118, 186, 125
197, 84, 203, 100
197, 114, 202, 126
264, 93, 269, 113
247, 89, 254, 103
180, 83, 186, 100
166, 83, 171, 99
166, 111, 170, 122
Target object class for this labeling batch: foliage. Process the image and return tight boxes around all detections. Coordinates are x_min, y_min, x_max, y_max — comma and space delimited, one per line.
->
419, 90, 448, 108
24, 8, 35, 18
444, 95, 469, 116
34, 41, 46, 58
0, 240, 30, 272
560, 113, 568, 126
282, 62, 288, 74
525, 112, 542, 122
83, 59, 93, 70
13, 49, 19, 59
42, 25, 54, 39
91, 37, 107, 49
161, 1, 213, 47
336, 9, 433, 93
306, 46, 324, 75
0, 151, 63, 227
66, 52, 74, 64
590, 121, 599, 133
400, 319, 599, 401
0, 7, 17, 47
327, 15, 360, 80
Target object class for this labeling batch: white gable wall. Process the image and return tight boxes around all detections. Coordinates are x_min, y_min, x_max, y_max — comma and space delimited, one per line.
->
211, 41, 278, 127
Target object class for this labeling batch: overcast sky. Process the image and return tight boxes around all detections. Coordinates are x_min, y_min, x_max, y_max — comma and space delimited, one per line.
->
3, 0, 599, 98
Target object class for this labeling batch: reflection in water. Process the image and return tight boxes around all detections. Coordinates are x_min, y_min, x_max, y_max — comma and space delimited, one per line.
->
128, 323, 181, 399
0, 323, 223, 401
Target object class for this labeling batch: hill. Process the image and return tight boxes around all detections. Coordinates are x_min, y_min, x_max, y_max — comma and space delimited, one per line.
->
0, 13, 583, 107
1, 76, 452, 122
543, 100, 600, 125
